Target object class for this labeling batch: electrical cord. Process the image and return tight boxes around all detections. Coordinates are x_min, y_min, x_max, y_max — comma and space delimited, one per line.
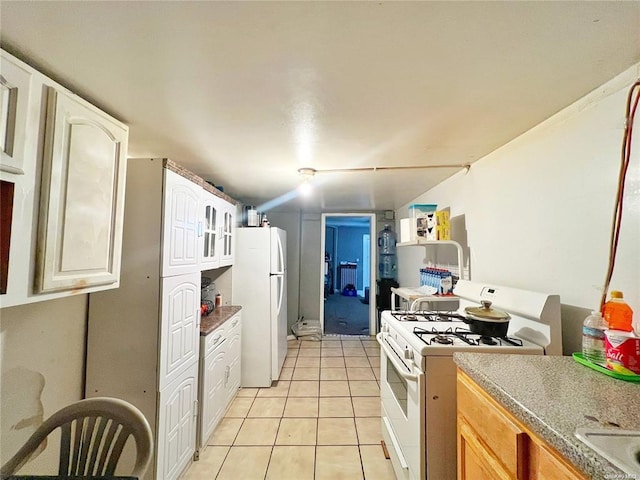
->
600, 79, 640, 310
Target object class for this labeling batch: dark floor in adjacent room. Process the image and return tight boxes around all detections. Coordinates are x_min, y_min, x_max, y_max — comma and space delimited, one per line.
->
324, 293, 370, 335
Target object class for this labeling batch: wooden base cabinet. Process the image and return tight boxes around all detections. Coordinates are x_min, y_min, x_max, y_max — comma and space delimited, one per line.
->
457, 370, 586, 480
196, 312, 242, 457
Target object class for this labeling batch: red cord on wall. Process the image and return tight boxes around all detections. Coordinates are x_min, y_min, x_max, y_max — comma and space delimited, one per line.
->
600, 79, 640, 311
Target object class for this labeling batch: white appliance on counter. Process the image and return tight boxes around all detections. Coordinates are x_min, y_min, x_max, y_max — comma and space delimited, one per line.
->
233, 227, 287, 387
377, 279, 562, 480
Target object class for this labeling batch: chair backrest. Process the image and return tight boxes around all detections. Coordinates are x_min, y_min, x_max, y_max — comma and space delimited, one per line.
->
0, 397, 153, 478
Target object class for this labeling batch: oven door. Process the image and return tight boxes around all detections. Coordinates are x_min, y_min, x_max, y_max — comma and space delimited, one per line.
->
377, 332, 425, 480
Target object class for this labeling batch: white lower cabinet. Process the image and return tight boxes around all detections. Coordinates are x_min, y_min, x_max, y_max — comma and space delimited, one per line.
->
157, 362, 199, 480
197, 312, 242, 456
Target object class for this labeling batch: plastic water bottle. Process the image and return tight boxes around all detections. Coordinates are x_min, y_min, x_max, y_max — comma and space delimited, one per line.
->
378, 225, 397, 280
602, 291, 634, 332
582, 311, 607, 365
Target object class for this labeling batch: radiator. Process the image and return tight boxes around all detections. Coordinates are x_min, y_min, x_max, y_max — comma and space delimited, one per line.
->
339, 264, 357, 290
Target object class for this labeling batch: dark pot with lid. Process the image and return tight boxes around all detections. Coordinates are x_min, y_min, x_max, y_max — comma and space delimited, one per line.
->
462, 300, 511, 337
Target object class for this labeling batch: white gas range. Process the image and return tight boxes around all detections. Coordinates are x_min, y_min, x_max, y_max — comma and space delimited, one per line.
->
377, 279, 562, 480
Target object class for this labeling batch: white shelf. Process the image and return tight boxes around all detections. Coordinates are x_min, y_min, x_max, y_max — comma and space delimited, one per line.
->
390, 287, 459, 311
397, 239, 462, 248
391, 287, 458, 302
397, 239, 466, 280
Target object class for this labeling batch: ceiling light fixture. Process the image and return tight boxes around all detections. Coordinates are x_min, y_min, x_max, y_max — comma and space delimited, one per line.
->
297, 167, 316, 196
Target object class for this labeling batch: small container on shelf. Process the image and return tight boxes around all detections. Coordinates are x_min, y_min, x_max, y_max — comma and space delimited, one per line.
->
408, 203, 437, 240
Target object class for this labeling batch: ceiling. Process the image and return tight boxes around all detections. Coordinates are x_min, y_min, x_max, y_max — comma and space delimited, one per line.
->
2, 2, 639, 213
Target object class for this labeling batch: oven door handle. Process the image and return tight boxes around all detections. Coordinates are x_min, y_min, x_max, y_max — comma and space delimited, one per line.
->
376, 333, 420, 381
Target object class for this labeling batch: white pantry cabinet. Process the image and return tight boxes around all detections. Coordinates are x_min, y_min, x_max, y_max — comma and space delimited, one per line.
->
196, 312, 242, 457
0, 49, 128, 307
87, 159, 202, 480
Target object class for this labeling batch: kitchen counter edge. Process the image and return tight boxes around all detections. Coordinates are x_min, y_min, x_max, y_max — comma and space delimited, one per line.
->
200, 306, 242, 335
453, 352, 640, 480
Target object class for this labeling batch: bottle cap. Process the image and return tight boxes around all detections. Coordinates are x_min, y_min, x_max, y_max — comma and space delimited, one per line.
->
610, 290, 623, 299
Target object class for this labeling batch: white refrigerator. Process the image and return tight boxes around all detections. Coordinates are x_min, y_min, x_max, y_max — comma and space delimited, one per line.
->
232, 227, 288, 387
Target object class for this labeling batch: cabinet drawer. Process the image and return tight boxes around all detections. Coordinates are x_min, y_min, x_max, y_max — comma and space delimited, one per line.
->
227, 313, 241, 334
204, 323, 227, 356
457, 372, 527, 479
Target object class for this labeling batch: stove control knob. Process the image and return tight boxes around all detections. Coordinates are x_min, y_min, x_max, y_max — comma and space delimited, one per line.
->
404, 349, 413, 360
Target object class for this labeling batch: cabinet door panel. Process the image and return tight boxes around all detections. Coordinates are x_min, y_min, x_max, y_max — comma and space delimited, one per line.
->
226, 316, 242, 403
458, 418, 512, 480
162, 170, 200, 277
35, 87, 127, 293
0, 52, 31, 175
199, 189, 220, 270
157, 364, 198, 480
219, 201, 235, 267
160, 273, 200, 389
201, 349, 227, 446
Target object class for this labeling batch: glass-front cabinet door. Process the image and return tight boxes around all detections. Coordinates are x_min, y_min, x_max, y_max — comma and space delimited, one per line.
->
200, 189, 219, 270
220, 201, 234, 267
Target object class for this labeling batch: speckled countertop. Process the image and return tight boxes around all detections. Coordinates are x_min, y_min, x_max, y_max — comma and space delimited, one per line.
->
454, 353, 640, 479
200, 306, 242, 335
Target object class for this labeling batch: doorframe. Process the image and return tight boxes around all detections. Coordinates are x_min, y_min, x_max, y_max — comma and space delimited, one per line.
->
319, 213, 377, 336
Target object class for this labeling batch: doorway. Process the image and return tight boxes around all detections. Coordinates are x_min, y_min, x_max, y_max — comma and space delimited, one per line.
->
320, 213, 376, 336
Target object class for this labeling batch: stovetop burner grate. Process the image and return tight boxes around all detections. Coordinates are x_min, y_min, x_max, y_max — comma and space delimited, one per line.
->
391, 311, 464, 323
412, 325, 524, 347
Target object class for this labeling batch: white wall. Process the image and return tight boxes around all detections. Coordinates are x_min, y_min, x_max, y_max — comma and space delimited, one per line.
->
0, 295, 87, 471
397, 64, 640, 355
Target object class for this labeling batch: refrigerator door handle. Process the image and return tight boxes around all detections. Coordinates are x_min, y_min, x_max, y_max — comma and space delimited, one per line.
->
276, 275, 284, 315
273, 230, 285, 275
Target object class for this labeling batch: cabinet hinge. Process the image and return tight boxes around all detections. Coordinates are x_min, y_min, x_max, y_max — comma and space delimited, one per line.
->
193, 399, 199, 417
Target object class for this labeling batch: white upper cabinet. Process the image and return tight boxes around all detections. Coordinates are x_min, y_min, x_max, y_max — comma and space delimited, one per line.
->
200, 189, 220, 270
35, 87, 128, 293
0, 49, 129, 306
162, 169, 201, 277
0, 52, 32, 175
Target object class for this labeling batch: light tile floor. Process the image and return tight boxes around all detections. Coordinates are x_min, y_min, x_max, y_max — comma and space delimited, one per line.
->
182, 335, 396, 480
